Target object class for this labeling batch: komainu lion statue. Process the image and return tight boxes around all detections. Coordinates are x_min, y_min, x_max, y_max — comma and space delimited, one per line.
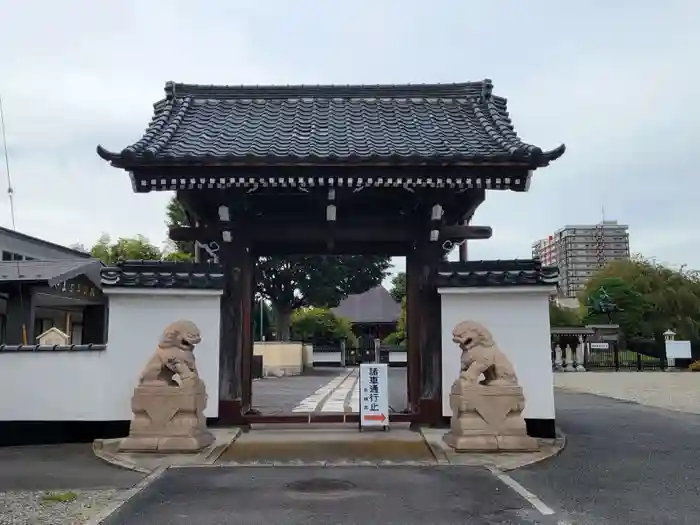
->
119, 319, 214, 453
452, 320, 519, 386
443, 320, 538, 452
138, 320, 202, 386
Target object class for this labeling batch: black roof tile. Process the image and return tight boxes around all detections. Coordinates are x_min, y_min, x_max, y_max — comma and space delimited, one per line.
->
0, 259, 103, 287
435, 259, 559, 288
332, 285, 402, 324
97, 80, 565, 169
100, 260, 223, 290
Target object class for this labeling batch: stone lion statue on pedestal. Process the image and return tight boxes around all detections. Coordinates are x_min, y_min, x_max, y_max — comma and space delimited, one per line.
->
443, 320, 538, 453
138, 320, 203, 386
119, 320, 214, 454
452, 320, 519, 386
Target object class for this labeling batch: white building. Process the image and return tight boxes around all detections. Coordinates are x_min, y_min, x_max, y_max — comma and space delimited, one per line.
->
532, 221, 630, 298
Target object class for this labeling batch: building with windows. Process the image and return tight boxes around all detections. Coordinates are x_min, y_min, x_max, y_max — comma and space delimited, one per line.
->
532, 221, 630, 298
0, 226, 106, 344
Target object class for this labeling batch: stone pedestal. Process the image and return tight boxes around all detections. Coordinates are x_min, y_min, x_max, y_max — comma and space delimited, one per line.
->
119, 379, 214, 453
443, 379, 539, 452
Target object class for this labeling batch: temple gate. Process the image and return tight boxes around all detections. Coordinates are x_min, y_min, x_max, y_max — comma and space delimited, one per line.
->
97, 80, 564, 426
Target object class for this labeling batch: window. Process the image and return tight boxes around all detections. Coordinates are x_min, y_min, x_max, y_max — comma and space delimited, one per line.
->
1, 251, 28, 261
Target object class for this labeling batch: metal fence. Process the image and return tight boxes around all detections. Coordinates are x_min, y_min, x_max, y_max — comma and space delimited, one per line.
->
585, 346, 665, 371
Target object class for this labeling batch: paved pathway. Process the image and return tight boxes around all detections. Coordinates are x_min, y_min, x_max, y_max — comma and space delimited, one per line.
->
555, 371, 700, 414
252, 368, 349, 413
291, 367, 407, 413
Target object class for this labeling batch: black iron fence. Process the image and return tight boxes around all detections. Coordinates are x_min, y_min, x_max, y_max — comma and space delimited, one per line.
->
585, 345, 665, 371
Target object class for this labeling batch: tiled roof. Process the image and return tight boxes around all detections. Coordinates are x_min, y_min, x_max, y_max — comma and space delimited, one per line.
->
435, 259, 559, 288
97, 80, 565, 169
332, 285, 402, 324
100, 260, 224, 289
0, 259, 103, 287
0, 227, 93, 259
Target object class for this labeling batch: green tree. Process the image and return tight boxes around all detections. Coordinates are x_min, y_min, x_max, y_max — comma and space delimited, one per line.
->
389, 272, 406, 302
549, 300, 582, 327
581, 256, 700, 341
90, 234, 162, 264
257, 255, 391, 341
384, 296, 406, 345
290, 307, 357, 346
166, 197, 195, 255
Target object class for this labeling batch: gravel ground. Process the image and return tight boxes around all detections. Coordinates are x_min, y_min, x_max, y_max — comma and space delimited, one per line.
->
0, 489, 118, 525
554, 371, 700, 414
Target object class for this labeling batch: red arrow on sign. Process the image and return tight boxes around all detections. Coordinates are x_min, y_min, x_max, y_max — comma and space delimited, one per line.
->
363, 413, 387, 422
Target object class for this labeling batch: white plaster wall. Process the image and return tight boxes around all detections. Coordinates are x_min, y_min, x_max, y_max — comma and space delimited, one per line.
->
0, 289, 222, 421
0, 351, 108, 420
440, 286, 555, 420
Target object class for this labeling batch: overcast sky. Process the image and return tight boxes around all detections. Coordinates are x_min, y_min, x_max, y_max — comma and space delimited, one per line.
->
1, 0, 698, 277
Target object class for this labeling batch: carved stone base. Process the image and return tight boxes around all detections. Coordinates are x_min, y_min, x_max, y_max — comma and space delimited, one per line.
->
119, 381, 214, 453
443, 381, 539, 453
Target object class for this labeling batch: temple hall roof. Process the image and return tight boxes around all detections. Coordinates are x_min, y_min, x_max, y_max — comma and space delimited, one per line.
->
97, 80, 565, 169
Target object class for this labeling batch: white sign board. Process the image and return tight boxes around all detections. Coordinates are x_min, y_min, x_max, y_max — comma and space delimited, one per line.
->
590, 342, 609, 350
359, 363, 389, 429
666, 340, 692, 359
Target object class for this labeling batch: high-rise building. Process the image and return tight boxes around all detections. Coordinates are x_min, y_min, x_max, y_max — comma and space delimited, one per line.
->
532, 221, 630, 298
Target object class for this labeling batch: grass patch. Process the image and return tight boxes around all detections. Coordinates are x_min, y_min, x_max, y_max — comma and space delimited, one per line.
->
40, 491, 78, 504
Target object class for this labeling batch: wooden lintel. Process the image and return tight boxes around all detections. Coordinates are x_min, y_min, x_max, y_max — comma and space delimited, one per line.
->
253, 241, 411, 256
170, 223, 491, 244
439, 225, 492, 241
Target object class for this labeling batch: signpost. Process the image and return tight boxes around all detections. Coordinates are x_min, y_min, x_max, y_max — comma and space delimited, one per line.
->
590, 342, 609, 350
359, 363, 389, 431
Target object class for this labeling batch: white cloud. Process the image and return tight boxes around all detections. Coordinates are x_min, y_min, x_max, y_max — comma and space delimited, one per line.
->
0, 0, 698, 270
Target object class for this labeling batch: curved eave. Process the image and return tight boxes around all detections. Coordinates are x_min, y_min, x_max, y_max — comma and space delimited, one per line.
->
94, 150, 563, 170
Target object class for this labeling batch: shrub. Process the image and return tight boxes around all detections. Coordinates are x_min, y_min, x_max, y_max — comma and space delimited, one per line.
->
290, 307, 357, 347
689, 360, 700, 372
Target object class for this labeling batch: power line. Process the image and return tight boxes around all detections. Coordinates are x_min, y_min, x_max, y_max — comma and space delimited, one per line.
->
0, 94, 16, 230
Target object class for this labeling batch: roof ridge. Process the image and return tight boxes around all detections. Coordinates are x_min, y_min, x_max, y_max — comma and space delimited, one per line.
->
164, 80, 493, 100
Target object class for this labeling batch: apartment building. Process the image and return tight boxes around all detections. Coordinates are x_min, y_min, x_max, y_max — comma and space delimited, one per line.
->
532, 221, 630, 298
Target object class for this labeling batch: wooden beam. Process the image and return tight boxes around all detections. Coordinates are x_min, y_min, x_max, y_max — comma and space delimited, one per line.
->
252, 241, 411, 256
169, 224, 492, 244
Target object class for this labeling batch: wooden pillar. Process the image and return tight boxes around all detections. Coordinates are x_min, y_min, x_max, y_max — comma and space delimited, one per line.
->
240, 248, 255, 414
405, 250, 422, 411
217, 239, 252, 425
406, 242, 444, 424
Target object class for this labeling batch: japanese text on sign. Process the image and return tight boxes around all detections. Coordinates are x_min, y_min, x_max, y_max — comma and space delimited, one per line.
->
359, 363, 389, 429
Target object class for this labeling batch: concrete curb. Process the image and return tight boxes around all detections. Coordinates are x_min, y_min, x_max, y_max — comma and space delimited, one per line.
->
92, 428, 242, 473
92, 439, 152, 474
83, 465, 169, 525
418, 427, 567, 471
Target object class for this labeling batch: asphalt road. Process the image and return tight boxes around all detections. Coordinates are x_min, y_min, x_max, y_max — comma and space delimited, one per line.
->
100, 466, 554, 525
0, 442, 143, 492
511, 390, 700, 525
